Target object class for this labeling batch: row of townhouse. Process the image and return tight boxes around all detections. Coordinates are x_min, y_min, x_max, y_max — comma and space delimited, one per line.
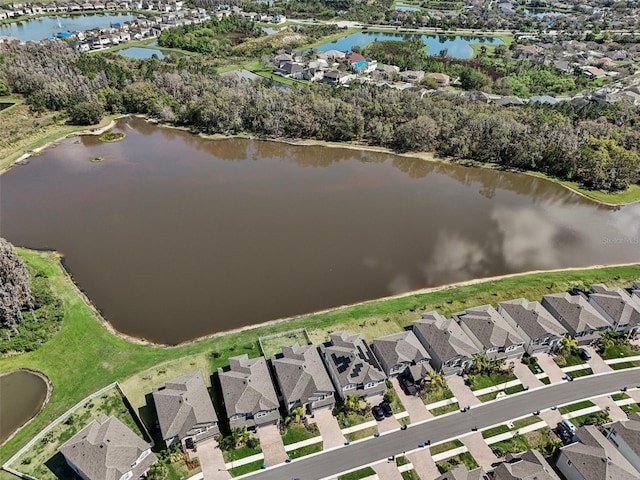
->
0, 0, 184, 16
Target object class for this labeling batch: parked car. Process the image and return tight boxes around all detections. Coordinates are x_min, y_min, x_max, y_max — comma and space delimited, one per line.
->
400, 376, 417, 395
578, 348, 591, 360
373, 405, 385, 421
380, 401, 393, 417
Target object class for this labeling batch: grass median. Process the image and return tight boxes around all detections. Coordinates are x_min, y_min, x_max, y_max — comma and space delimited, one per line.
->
1, 249, 638, 470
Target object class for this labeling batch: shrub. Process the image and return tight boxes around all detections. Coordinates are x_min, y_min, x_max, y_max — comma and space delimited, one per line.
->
69, 101, 104, 126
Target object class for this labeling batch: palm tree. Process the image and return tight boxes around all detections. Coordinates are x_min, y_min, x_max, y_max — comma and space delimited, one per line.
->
558, 336, 578, 355
428, 370, 445, 391
345, 394, 361, 413
471, 354, 489, 374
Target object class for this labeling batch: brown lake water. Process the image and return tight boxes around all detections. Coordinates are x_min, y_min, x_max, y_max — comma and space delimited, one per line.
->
0, 370, 48, 444
2, 117, 640, 344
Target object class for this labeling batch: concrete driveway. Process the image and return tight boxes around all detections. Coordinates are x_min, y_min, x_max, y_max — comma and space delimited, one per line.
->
191, 438, 231, 480
593, 395, 627, 422
309, 408, 345, 449
373, 459, 403, 480
534, 353, 566, 383
447, 374, 480, 407
583, 345, 613, 374
461, 432, 499, 470
512, 360, 544, 390
257, 424, 288, 466
366, 394, 401, 433
390, 377, 432, 423
407, 449, 440, 480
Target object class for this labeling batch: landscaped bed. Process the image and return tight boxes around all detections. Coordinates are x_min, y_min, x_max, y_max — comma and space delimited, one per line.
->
435, 452, 478, 474
490, 428, 559, 457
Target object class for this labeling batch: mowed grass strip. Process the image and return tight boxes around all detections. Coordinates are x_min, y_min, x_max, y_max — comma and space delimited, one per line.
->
0, 249, 638, 467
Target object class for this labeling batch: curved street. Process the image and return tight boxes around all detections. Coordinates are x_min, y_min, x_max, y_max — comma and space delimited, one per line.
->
247, 368, 640, 480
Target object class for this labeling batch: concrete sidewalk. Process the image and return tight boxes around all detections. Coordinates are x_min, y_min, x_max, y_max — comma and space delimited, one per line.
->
447, 374, 480, 407
309, 408, 345, 449
512, 360, 544, 390
461, 432, 499, 471
535, 353, 566, 383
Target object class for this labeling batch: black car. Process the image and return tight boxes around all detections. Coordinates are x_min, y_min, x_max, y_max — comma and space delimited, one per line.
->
380, 401, 393, 417
400, 377, 417, 395
373, 405, 385, 421
578, 348, 592, 360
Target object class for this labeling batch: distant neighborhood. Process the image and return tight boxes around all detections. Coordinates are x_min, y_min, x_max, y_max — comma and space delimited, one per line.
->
53, 281, 639, 480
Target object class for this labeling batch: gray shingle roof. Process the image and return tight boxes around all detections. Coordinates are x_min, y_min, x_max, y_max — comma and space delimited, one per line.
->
589, 285, 640, 328
413, 311, 479, 362
434, 464, 487, 480
453, 304, 524, 349
272, 342, 334, 407
542, 293, 610, 333
218, 355, 278, 417
152, 371, 217, 443
370, 331, 430, 372
499, 298, 568, 339
59, 415, 157, 480
560, 426, 640, 480
606, 415, 640, 462
320, 332, 386, 387
492, 450, 560, 479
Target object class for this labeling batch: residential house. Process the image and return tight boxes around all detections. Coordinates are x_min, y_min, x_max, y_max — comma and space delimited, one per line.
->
218, 354, 279, 430
59, 415, 157, 480
321, 70, 351, 85
317, 49, 346, 61
582, 66, 607, 78
556, 425, 640, 480
370, 331, 432, 382
344, 51, 365, 66
541, 293, 610, 345
491, 450, 561, 480
498, 299, 568, 355
602, 413, 640, 473
452, 305, 525, 360
319, 331, 387, 399
271, 342, 336, 414
152, 371, 218, 448
434, 464, 488, 480
413, 311, 479, 376
588, 284, 640, 339
277, 61, 303, 79
427, 72, 450, 86
494, 96, 525, 107
400, 70, 425, 83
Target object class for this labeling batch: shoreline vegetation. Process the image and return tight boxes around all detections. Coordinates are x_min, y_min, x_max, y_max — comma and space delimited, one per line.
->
2, 109, 639, 205
0, 247, 639, 471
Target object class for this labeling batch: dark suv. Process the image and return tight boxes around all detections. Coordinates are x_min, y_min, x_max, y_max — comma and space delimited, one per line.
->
380, 402, 393, 417
373, 405, 385, 421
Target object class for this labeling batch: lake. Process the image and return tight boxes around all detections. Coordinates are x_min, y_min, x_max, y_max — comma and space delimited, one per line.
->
0, 370, 48, 445
118, 46, 166, 59
0, 13, 135, 42
1, 117, 639, 344
315, 31, 504, 59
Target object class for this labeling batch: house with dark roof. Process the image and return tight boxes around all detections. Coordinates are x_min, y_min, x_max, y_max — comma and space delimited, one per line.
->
413, 311, 479, 376
602, 413, 640, 473
59, 415, 157, 480
218, 354, 280, 430
491, 450, 560, 480
319, 332, 386, 399
370, 331, 431, 380
434, 464, 488, 480
152, 371, 218, 448
556, 425, 640, 480
498, 299, 568, 355
588, 284, 640, 339
541, 293, 610, 345
271, 342, 335, 414
452, 305, 525, 360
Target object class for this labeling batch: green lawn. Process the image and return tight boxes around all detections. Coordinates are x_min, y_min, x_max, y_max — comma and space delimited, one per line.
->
385, 384, 406, 413
600, 343, 639, 360
396, 455, 411, 466
567, 367, 593, 378
540, 377, 551, 385
482, 415, 542, 439
467, 372, 517, 391
622, 403, 640, 416
345, 426, 378, 442
512, 416, 543, 429
287, 442, 323, 459
430, 439, 463, 456
281, 423, 320, 446
570, 411, 611, 427
555, 352, 585, 367
482, 424, 511, 439
229, 459, 264, 477
1, 249, 638, 470
430, 402, 460, 416
490, 428, 558, 457
422, 386, 454, 405
558, 400, 595, 414
338, 466, 376, 480
435, 452, 478, 474
610, 360, 640, 370
259, 329, 310, 358
477, 383, 525, 402
611, 392, 630, 401
222, 444, 262, 463
336, 410, 374, 429
401, 470, 420, 480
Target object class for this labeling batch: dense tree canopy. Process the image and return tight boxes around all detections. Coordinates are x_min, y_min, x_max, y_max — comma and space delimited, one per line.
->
0, 238, 33, 330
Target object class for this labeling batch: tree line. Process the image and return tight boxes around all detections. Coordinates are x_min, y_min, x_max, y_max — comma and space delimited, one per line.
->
0, 41, 638, 192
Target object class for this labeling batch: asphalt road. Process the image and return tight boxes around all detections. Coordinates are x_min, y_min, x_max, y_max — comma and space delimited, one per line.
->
247, 368, 640, 480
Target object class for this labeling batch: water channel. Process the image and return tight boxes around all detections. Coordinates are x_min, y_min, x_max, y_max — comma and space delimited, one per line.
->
1, 117, 639, 344
0, 370, 48, 445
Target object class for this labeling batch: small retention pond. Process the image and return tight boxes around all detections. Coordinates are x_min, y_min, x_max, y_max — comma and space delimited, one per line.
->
0, 370, 48, 445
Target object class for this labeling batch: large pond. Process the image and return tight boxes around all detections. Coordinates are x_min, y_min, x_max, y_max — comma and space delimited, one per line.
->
316, 31, 504, 59
2, 117, 639, 344
0, 370, 48, 445
0, 13, 135, 41
118, 46, 166, 59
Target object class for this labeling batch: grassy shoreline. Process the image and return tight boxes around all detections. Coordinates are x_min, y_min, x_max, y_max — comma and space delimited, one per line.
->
0, 248, 639, 472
